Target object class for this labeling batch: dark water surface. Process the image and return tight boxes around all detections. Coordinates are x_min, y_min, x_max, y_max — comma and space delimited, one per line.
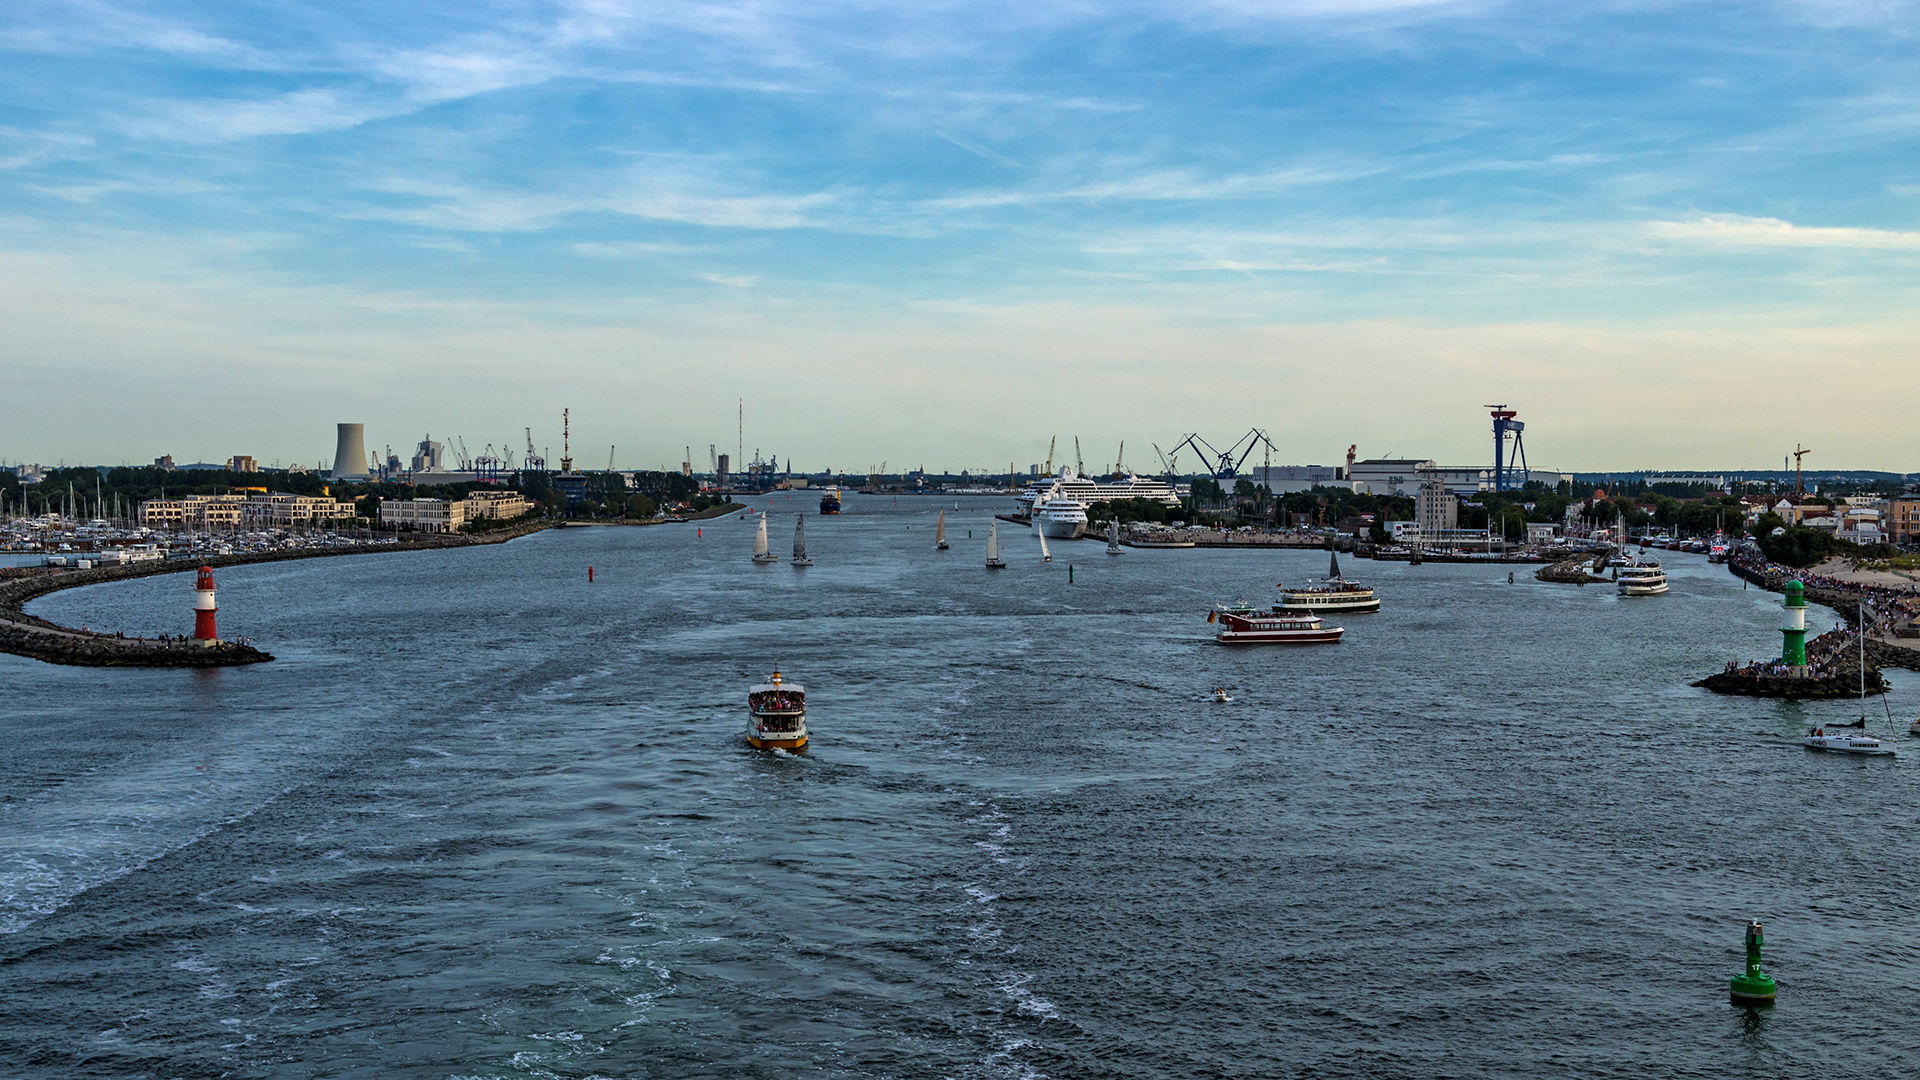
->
5, 493, 1918, 1078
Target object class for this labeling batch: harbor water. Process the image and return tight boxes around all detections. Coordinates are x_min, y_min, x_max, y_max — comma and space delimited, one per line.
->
3, 493, 1918, 1078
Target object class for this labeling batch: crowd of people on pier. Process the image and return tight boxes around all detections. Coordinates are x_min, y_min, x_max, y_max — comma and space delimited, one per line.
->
1728, 547, 1920, 634
1721, 626, 1867, 682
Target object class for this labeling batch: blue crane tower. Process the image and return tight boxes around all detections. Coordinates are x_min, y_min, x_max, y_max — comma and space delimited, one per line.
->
1488, 406, 1528, 491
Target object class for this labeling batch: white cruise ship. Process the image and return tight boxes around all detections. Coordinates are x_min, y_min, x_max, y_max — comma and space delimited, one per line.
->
1015, 468, 1181, 520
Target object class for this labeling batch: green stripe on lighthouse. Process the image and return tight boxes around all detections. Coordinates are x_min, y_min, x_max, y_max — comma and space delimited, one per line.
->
1781, 579, 1808, 668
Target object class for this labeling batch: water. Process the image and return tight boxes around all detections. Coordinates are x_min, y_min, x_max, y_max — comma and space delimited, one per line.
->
3, 494, 1917, 1078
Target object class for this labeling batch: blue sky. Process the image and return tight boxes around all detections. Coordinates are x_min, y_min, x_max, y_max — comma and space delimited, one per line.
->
4, 1, 1918, 473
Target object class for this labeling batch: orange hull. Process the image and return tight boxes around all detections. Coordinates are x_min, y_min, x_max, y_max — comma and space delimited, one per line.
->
747, 733, 807, 750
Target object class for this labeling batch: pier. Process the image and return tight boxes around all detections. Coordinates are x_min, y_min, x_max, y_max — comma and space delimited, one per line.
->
0, 520, 555, 668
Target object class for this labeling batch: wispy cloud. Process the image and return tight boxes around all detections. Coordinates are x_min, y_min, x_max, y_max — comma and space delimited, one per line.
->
1646, 214, 1920, 250
699, 271, 758, 287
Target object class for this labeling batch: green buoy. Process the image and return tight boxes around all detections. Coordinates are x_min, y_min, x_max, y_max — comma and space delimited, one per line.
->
1730, 920, 1776, 1006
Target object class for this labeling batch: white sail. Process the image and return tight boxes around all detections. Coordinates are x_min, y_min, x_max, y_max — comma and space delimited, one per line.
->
753, 515, 770, 558
936, 510, 946, 542
1107, 518, 1121, 553
1037, 522, 1051, 562
793, 515, 808, 561
985, 521, 999, 562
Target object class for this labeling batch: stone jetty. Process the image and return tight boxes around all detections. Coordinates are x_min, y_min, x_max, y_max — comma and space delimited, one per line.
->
1, 521, 553, 668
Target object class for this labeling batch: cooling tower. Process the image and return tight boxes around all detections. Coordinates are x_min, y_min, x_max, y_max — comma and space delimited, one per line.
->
332, 423, 370, 480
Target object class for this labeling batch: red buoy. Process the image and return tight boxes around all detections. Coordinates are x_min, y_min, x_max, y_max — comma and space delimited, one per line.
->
588, 566, 594, 582
192, 565, 218, 643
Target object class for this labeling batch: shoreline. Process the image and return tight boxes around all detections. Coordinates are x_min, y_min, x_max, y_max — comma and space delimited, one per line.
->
0, 520, 558, 667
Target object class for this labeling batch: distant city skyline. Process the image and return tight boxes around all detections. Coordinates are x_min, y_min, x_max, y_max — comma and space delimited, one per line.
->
4, 2, 1918, 471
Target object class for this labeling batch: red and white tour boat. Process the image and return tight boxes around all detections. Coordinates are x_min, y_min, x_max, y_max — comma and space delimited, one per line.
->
1208, 602, 1345, 644
747, 670, 808, 750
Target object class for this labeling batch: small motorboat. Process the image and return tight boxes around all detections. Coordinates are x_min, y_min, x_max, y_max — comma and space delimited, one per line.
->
1910, 716, 1920, 737
1210, 688, 1230, 703
1803, 727, 1895, 755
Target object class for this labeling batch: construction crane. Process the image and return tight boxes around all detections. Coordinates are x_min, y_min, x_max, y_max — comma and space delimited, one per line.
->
608, 445, 616, 472
453, 436, 473, 471
710, 444, 717, 473
1164, 429, 1277, 480
1115, 441, 1124, 478
1793, 444, 1812, 499
1045, 436, 1056, 477
1074, 436, 1084, 477
524, 428, 546, 472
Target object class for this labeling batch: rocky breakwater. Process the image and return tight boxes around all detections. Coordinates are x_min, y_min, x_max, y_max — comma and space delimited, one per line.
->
1536, 555, 1610, 585
0, 571, 272, 668
0, 520, 554, 667
1691, 666, 1887, 698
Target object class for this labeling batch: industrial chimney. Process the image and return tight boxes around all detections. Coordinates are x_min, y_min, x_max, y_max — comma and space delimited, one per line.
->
332, 423, 369, 480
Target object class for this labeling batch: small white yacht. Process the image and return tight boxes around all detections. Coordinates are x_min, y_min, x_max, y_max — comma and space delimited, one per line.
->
1804, 727, 1895, 755
791, 515, 813, 566
752, 514, 778, 563
985, 520, 1006, 568
1617, 561, 1668, 596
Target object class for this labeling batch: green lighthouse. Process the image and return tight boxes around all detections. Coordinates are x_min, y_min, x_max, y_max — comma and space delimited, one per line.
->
1782, 579, 1808, 673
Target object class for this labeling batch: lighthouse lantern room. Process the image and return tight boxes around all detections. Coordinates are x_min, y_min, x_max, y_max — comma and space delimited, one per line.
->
193, 565, 219, 644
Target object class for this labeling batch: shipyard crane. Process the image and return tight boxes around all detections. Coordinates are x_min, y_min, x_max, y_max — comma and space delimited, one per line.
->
710, 444, 717, 473
1487, 406, 1528, 492
608, 445, 616, 472
1115, 441, 1124, 478
524, 428, 547, 472
1074, 436, 1083, 477
1793, 444, 1812, 499
1165, 429, 1277, 480
1151, 442, 1179, 479
1045, 437, 1055, 477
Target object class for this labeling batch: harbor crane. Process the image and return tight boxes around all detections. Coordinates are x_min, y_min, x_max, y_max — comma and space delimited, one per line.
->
1793, 444, 1812, 499
1074, 436, 1083, 477
608, 445, 616, 472
523, 428, 547, 472
1164, 429, 1278, 480
1487, 406, 1528, 492
1151, 442, 1179, 478
1045, 436, 1056, 477
1115, 441, 1124, 478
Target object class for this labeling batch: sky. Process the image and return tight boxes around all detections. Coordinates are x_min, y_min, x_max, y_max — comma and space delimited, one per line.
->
3, 0, 1918, 475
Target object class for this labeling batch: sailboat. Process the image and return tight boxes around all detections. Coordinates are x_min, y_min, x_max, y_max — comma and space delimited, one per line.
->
985, 520, 1006, 568
1807, 611, 1894, 754
752, 514, 778, 563
1036, 521, 1052, 562
792, 515, 813, 566
1107, 517, 1122, 555
935, 509, 949, 550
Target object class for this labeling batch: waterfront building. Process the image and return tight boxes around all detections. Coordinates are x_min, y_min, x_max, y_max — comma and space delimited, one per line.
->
1244, 465, 1342, 494
1886, 497, 1920, 544
138, 495, 244, 529
378, 491, 531, 532
1416, 480, 1458, 536
1347, 458, 1435, 496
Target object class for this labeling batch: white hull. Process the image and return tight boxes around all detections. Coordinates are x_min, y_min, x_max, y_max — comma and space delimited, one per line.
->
1038, 517, 1085, 539
1804, 733, 1893, 755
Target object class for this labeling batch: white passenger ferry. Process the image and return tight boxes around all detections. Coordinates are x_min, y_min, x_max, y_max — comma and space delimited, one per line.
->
1617, 561, 1669, 596
747, 670, 807, 750
1274, 552, 1380, 614
1015, 467, 1180, 520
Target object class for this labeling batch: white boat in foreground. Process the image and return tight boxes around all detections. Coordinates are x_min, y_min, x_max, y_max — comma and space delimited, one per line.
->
792, 515, 813, 566
1804, 727, 1895, 755
1618, 561, 1668, 595
747, 671, 807, 750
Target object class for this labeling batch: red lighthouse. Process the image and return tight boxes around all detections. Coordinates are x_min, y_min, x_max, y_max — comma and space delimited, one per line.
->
193, 565, 218, 643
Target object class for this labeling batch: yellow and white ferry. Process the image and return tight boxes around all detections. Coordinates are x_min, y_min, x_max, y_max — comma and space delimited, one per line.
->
1273, 552, 1380, 614
747, 670, 808, 750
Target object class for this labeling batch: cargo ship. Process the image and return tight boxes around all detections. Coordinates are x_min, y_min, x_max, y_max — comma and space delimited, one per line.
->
819, 487, 842, 515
